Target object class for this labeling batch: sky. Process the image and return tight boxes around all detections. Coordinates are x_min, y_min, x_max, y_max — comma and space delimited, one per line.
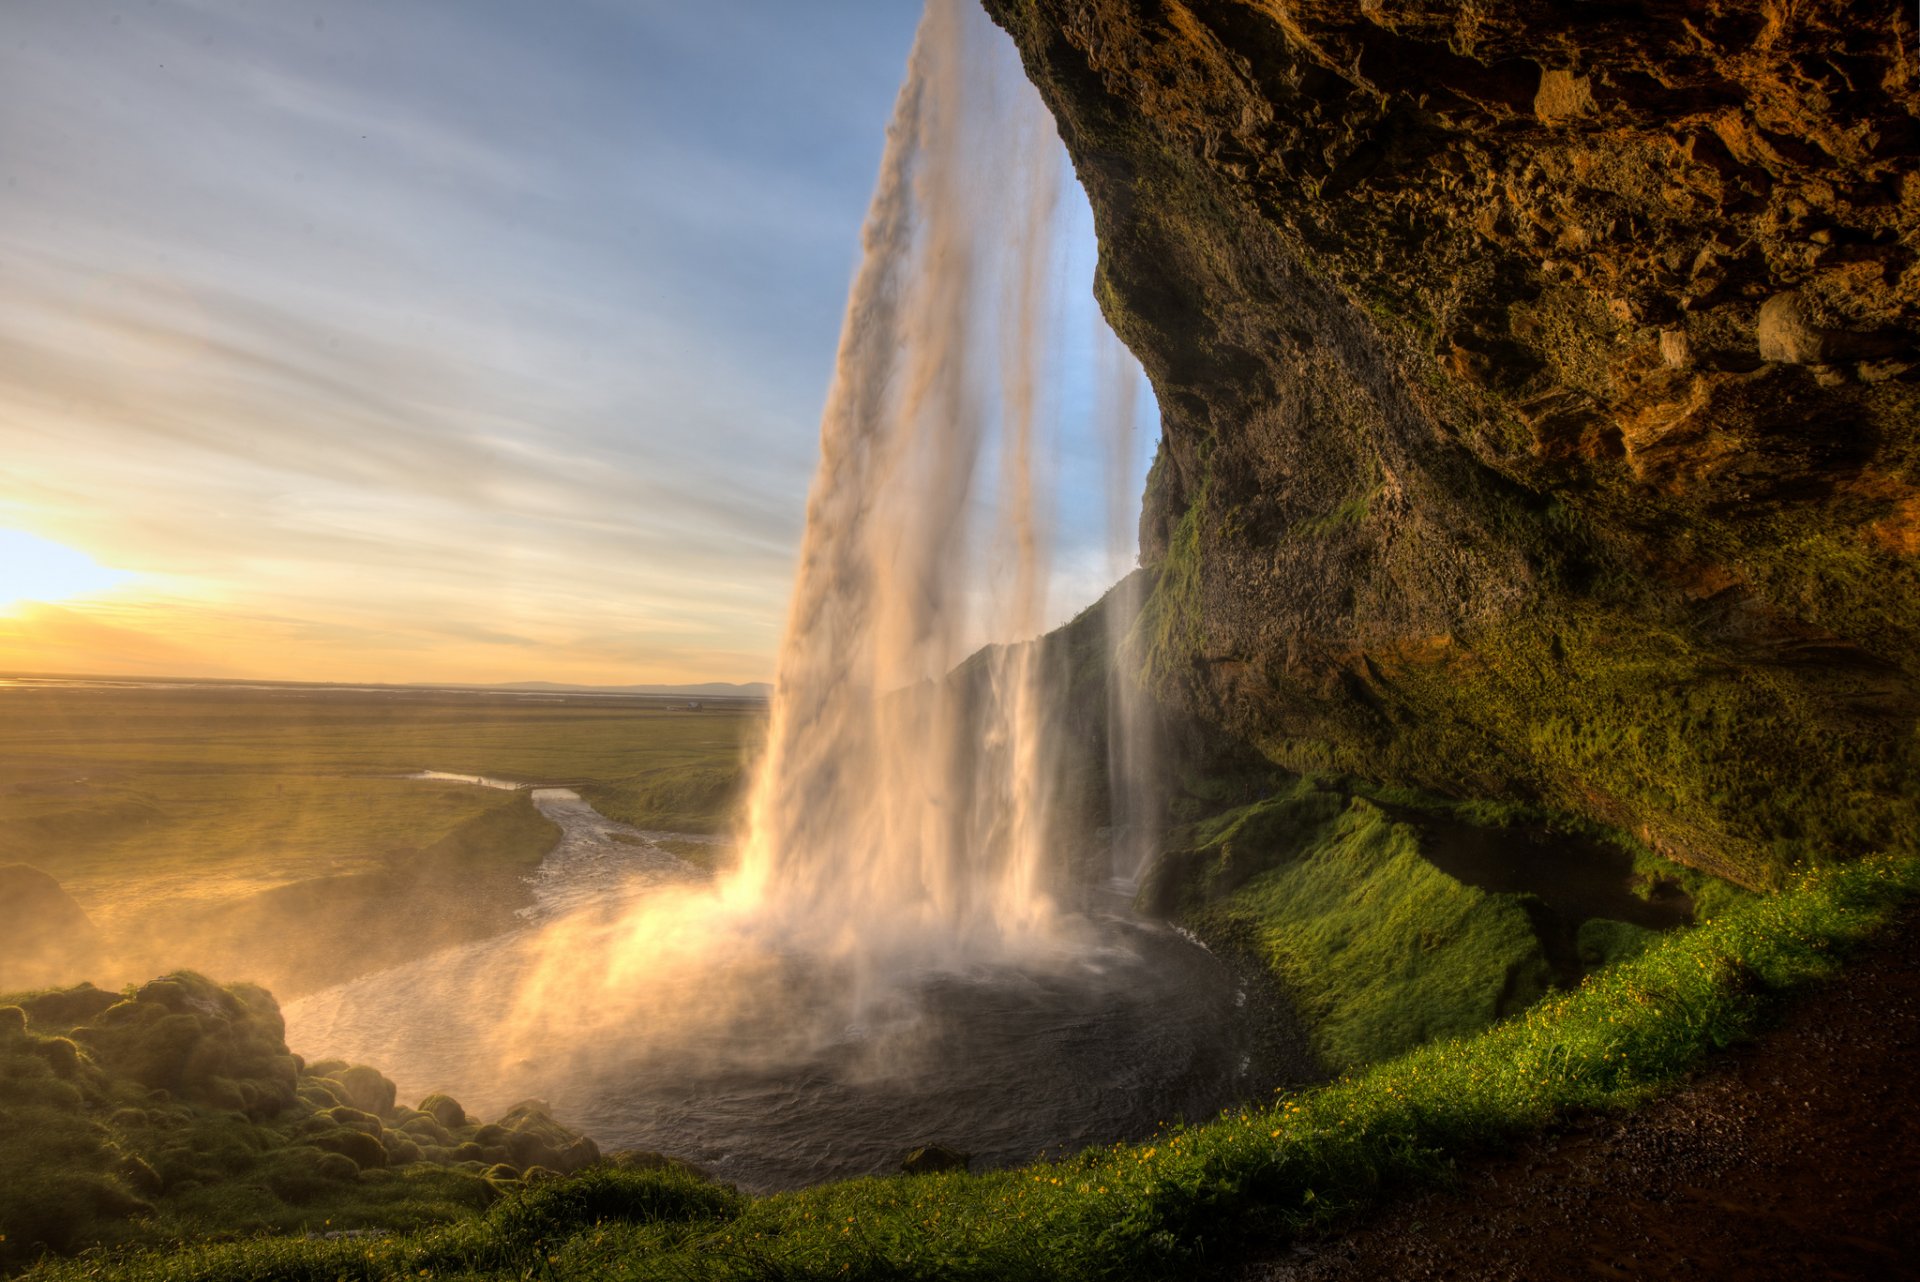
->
0, 0, 1153, 686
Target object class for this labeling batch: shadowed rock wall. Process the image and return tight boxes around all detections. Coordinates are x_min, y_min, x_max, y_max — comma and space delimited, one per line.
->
984, 0, 1920, 885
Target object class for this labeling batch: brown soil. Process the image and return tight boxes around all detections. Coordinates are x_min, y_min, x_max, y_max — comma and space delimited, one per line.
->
1239, 907, 1920, 1282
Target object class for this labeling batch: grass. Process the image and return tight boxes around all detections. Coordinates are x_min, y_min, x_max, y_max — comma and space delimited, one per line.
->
17, 856, 1913, 1281
1188, 796, 1556, 1070
0, 684, 757, 994
1155, 776, 1733, 1072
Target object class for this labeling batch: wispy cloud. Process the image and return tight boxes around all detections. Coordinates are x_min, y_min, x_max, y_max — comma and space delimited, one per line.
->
0, 0, 1150, 685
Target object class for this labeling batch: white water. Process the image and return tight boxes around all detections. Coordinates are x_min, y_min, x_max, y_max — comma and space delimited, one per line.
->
406, 770, 528, 791
726, 0, 1080, 973
279, 0, 1227, 1185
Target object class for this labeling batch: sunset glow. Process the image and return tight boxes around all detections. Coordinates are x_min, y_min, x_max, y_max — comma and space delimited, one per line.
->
0, 529, 134, 612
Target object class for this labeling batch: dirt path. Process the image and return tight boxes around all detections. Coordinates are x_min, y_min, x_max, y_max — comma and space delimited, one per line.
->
1240, 907, 1920, 1282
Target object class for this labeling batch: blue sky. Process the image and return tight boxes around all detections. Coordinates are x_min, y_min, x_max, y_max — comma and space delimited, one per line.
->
0, 0, 1152, 684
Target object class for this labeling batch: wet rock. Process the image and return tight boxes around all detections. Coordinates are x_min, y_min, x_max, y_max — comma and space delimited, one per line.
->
901, 1143, 971, 1175
1757, 292, 1830, 364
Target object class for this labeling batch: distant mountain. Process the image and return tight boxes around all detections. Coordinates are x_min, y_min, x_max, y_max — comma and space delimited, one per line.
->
487, 681, 771, 699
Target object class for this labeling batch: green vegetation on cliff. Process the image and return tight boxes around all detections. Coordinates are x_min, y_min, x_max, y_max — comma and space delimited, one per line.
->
1186, 795, 1554, 1069
988, 0, 1920, 897
1155, 778, 1732, 1072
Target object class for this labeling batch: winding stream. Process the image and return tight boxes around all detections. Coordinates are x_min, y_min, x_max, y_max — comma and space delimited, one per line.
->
284, 778, 1262, 1191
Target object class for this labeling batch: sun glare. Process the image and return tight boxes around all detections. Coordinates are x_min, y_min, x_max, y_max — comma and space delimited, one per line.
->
0, 528, 133, 611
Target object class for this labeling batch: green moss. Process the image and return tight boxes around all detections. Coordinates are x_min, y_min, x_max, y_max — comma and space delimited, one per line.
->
1135, 484, 1206, 692
1225, 593, 1920, 892
1188, 795, 1554, 1069
1576, 918, 1659, 968
1294, 487, 1378, 537
0, 972, 615, 1269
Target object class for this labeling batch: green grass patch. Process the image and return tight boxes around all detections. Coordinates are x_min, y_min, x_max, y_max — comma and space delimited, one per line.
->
1153, 777, 1728, 1071
1189, 795, 1555, 1069
22, 857, 1915, 1281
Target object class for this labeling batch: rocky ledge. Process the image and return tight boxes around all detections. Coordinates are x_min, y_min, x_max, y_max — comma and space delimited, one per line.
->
987, 0, 1920, 886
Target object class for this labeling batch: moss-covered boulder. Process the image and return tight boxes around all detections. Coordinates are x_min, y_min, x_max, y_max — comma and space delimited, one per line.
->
0, 974, 626, 1266
72, 973, 299, 1118
420, 1091, 467, 1130
326, 1063, 398, 1118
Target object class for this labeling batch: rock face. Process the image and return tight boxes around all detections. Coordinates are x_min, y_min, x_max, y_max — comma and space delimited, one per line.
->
985, 0, 1920, 886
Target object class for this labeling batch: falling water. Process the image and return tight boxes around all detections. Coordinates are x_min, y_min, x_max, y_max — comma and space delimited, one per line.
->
1095, 319, 1164, 894
730, 0, 1076, 968
283, 0, 1277, 1189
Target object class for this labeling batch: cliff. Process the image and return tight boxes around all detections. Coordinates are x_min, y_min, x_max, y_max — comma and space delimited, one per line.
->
985, 0, 1920, 887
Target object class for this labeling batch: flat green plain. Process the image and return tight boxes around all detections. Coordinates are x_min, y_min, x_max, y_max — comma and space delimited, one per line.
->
0, 682, 759, 992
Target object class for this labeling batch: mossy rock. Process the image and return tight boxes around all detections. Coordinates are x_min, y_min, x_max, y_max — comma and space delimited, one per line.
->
11, 983, 118, 1033
400, 1115, 455, 1146
326, 1104, 384, 1135
381, 1131, 424, 1166
902, 1144, 972, 1175
326, 1064, 398, 1118
309, 1128, 388, 1171
420, 1092, 468, 1130
73, 973, 297, 1118
0, 1005, 26, 1038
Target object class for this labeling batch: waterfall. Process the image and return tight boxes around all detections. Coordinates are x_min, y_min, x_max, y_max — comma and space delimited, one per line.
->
278, 4, 1237, 1184
728, 0, 1080, 967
